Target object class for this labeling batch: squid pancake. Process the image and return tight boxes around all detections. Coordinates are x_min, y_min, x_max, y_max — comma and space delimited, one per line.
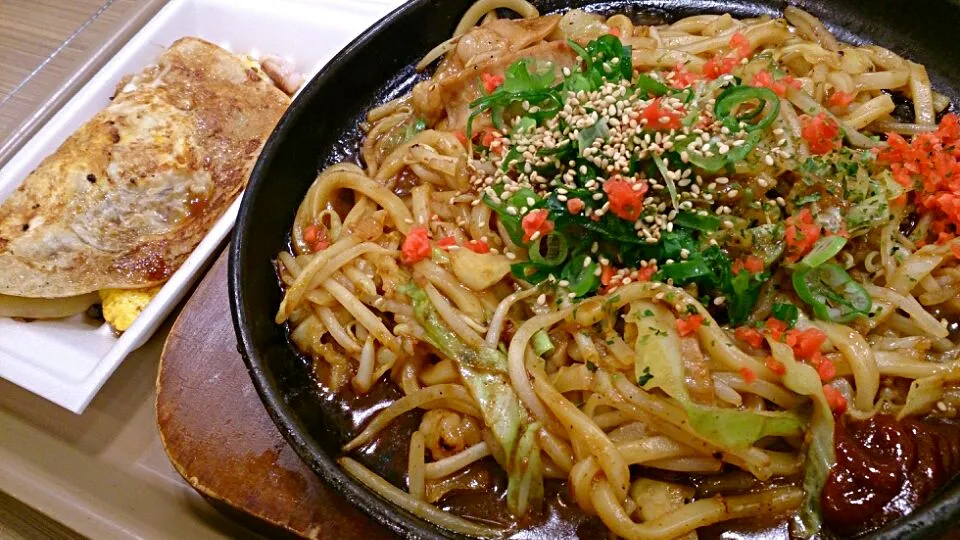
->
0, 37, 289, 304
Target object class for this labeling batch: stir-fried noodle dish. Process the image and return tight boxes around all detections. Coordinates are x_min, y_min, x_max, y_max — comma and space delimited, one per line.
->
274, 2, 960, 537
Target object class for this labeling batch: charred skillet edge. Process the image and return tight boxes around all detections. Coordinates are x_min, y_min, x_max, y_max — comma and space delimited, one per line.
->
230, 0, 960, 539
868, 479, 960, 540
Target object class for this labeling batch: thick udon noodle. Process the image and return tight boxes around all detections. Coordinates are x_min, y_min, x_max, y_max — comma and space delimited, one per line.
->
276, 2, 959, 537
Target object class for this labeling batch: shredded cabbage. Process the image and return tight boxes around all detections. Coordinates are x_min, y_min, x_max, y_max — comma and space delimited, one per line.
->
769, 340, 835, 537
632, 301, 807, 449
404, 284, 543, 513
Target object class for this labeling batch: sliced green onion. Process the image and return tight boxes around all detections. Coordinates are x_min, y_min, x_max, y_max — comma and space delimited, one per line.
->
561, 254, 600, 297
511, 261, 553, 284
684, 130, 762, 172
657, 259, 712, 284
749, 223, 785, 265
499, 148, 523, 172
771, 302, 799, 328
564, 73, 592, 93
800, 236, 847, 268
467, 88, 561, 140
506, 188, 542, 210
674, 211, 720, 232
567, 40, 592, 71
529, 233, 568, 266
532, 329, 555, 356
792, 263, 872, 323
635, 74, 669, 98
513, 116, 536, 135
482, 185, 541, 245
577, 119, 610, 157
714, 86, 780, 133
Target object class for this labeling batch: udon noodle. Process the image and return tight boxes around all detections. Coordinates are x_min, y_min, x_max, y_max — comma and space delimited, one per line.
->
276, 2, 960, 537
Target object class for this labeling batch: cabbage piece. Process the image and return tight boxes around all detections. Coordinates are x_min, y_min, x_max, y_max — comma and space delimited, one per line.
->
769, 340, 835, 538
403, 284, 542, 513
631, 301, 807, 449
506, 422, 544, 515
685, 405, 806, 448
449, 249, 511, 291
898, 375, 944, 419
898, 365, 960, 420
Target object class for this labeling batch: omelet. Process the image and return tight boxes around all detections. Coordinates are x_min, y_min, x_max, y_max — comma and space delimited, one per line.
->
0, 38, 291, 328
100, 287, 162, 332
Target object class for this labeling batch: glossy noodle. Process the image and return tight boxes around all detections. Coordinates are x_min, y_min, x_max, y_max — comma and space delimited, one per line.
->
276, 3, 960, 538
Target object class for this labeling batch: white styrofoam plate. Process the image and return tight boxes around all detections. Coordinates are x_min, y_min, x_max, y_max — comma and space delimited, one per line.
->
0, 0, 404, 413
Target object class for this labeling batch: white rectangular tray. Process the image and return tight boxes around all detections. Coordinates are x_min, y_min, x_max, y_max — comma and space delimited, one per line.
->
0, 0, 403, 413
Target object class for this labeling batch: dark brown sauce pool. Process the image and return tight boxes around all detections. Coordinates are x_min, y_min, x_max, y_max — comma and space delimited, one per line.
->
821, 414, 960, 537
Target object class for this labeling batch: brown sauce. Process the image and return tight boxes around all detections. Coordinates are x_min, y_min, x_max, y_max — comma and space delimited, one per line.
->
392, 166, 420, 198
821, 414, 960, 537
339, 378, 609, 537
186, 195, 209, 216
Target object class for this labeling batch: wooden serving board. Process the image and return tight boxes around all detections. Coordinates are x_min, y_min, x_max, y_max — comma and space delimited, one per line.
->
156, 248, 392, 539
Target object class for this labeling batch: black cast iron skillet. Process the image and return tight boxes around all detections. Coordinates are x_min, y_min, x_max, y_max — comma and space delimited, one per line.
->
230, 1, 960, 538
